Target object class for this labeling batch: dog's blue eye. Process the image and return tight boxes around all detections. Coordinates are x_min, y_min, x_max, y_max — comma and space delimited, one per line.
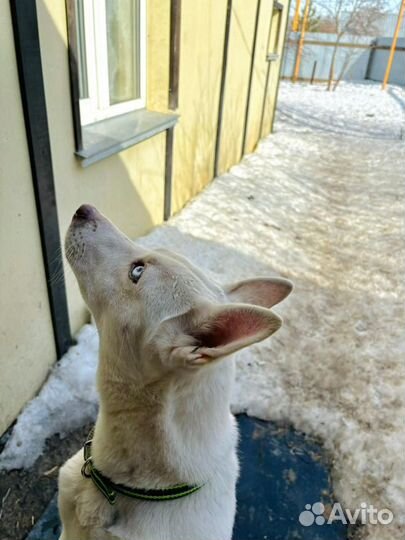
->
129, 263, 144, 283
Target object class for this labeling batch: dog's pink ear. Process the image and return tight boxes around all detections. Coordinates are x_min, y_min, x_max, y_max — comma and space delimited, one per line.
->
225, 277, 293, 309
186, 304, 282, 364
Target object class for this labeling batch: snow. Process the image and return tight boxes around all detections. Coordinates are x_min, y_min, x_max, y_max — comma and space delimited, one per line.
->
1, 81, 404, 539
0, 325, 99, 470
277, 80, 404, 140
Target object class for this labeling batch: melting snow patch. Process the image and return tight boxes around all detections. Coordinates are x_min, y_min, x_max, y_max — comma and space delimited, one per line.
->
0, 325, 99, 470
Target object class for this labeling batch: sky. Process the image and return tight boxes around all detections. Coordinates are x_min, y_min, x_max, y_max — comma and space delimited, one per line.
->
383, 0, 402, 11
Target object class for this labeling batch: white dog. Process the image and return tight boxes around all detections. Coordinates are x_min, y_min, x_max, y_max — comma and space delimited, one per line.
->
58, 204, 292, 540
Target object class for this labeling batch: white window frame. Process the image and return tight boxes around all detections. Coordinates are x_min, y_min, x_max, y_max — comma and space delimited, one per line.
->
78, 0, 147, 126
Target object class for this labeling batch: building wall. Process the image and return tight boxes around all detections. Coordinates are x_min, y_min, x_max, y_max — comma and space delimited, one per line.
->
217, 0, 259, 174
172, 0, 290, 203
0, 3, 56, 435
171, 0, 227, 212
244, 0, 275, 154
0, 0, 289, 435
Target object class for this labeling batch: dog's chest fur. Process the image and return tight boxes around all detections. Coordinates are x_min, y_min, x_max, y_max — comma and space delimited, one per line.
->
95, 361, 239, 540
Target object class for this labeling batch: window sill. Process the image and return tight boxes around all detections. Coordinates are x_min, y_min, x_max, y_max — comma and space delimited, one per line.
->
76, 109, 179, 167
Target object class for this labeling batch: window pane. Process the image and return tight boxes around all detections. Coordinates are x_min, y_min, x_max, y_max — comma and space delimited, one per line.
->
76, 0, 89, 99
106, 0, 141, 105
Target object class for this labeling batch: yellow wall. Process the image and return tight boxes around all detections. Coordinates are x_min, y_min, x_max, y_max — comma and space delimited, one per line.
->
244, 0, 275, 154
206, 0, 289, 176
0, 3, 56, 434
147, 0, 171, 113
171, 0, 227, 213
217, 0, 258, 175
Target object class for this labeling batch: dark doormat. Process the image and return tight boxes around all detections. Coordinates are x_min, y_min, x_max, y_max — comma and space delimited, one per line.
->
234, 415, 346, 540
27, 415, 347, 540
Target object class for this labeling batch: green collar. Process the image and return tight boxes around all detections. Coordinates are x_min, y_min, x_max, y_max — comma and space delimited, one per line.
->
81, 429, 203, 505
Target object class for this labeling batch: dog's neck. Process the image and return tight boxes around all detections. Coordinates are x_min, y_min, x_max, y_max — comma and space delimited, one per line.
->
91, 350, 236, 489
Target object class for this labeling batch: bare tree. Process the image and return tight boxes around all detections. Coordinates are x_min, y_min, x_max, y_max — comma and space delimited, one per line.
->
295, 3, 322, 32
316, 0, 386, 90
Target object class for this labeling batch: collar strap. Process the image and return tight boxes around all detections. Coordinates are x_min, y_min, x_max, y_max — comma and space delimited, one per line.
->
81, 429, 203, 505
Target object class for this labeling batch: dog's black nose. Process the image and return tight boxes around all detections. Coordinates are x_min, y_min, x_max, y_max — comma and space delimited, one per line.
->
73, 204, 97, 221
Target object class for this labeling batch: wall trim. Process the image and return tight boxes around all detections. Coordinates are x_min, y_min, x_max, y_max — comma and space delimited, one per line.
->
241, 0, 261, 157
214, 0, 233, 177
164, 127, 175, 220
65, 0, 83, 151
270, 0, 291, 135
259, 60, 272, 138
10, 0, 72, 358
169, 0, 182, 110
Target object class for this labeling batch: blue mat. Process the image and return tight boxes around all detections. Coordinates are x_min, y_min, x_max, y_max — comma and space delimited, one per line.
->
28, 416, 346, 540
233, 415, 346, 540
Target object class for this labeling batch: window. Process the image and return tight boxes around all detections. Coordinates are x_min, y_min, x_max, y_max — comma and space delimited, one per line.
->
75, 0, 146, 125
67, 0, 177, 166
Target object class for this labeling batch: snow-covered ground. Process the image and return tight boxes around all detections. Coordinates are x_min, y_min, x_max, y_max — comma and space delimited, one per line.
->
1, 81, 404, 540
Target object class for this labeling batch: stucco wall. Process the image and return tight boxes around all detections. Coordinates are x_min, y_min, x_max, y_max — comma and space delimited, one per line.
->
0, 3, 56, 434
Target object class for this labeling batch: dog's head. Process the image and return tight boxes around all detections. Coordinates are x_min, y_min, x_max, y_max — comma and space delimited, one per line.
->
65, 205, 292, 377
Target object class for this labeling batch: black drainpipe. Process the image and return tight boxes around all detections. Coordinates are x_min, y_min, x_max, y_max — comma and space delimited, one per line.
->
10, 0, 72, 358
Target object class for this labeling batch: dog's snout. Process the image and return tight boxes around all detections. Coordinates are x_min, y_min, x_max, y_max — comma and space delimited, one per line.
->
73, 204, 97, 221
